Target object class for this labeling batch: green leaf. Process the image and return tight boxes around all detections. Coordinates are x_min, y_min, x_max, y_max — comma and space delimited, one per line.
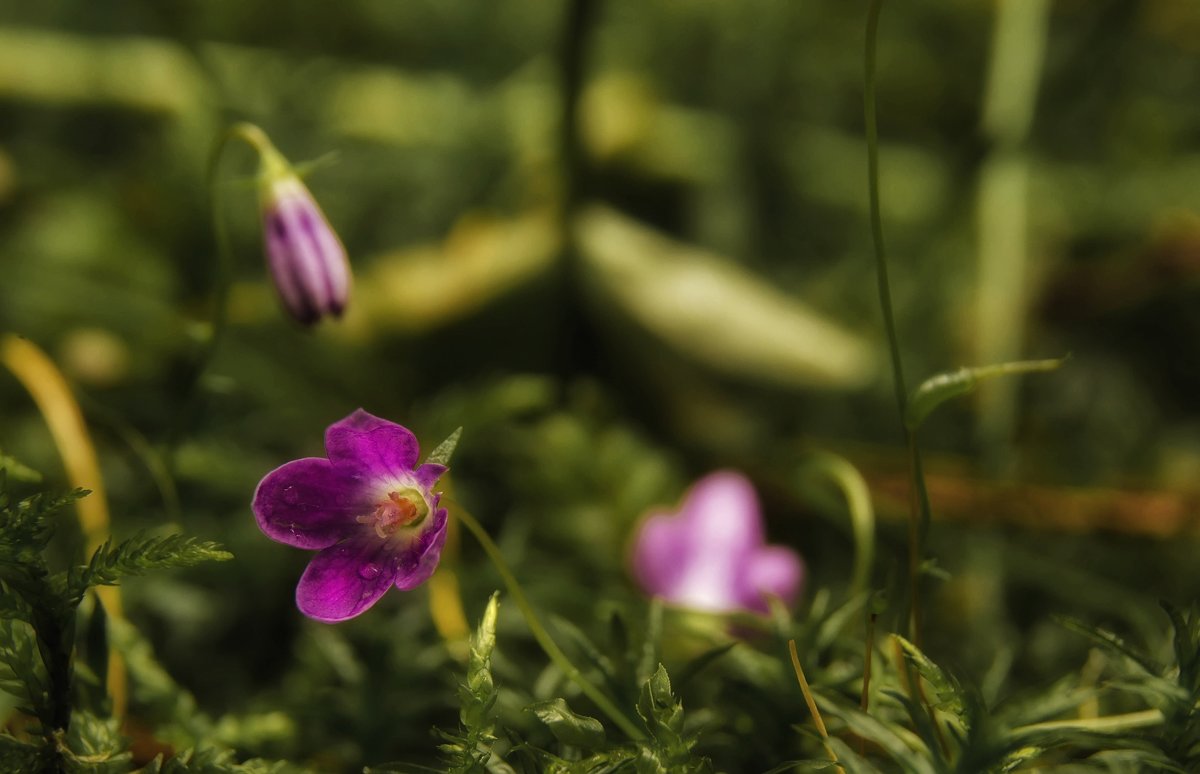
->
892, 635, 965, 723
636, 664, 684, 745
529, 698, 607, 750
441, 592, 505, 774
1057, 617, 1161, 677
636, 598, 663, 687
0, 617, 48, 715
0, 487, 89, 563
904, 356, 1066, 431
425, 427, 463, 467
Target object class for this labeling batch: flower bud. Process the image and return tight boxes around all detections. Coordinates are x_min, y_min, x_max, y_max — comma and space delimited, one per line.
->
256, 143, 350, 325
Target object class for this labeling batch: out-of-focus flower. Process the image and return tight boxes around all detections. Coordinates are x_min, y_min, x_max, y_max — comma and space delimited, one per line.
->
256, 141, 350, 325
253, 410, 448, 622
630, 471, 803, 614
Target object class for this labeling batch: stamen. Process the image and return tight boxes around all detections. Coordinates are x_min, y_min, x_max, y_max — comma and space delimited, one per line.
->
356, 490, 425, 539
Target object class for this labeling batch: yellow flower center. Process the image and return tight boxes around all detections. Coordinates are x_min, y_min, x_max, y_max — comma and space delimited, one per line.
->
356, 489, 428, 539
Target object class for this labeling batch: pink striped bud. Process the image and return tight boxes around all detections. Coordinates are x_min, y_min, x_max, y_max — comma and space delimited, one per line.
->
257, 146, 350, 325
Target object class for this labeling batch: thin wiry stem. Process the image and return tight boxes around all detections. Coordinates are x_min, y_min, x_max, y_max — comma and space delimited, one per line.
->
864, 0, 934, 646
167, 123, 272, 469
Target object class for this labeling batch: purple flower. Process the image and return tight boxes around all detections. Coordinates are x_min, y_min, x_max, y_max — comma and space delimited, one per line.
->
252, 410, 448, 622
257, 150, 351, 325
630, 471, 804, 614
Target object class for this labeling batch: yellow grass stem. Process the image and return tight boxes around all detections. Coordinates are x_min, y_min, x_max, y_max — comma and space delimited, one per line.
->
428, 496, 470, 659
0, 334, 127, 718
788, 639, 843, 773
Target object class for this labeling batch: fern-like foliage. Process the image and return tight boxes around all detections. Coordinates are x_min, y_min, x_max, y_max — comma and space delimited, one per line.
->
67, 533, 233, 603
0, 470, 235, 772
633, 664, 712, 774
437, 592, 508, 774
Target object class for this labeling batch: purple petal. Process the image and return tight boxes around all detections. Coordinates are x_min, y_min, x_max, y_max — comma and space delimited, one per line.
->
630, 512, 688, 598
394, 507, 449, 591
737, 546, 805, 613
325, 410, 419, 481
413, 463, 447, 490
295, 536, 400, 622
678, 472, 764, 556
253, 458, 370, 549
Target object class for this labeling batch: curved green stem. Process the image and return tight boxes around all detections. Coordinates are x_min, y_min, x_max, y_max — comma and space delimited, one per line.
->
798, 452, 875, 598
166, 122, 275, 468
452, 502, 646, 741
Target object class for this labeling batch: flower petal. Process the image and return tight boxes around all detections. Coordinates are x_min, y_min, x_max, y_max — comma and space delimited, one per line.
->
413, 462, 447, 490
253, 458, 370, 549
679, 471, 764, 556
394, 507, 449, 591
738, 546, 805, 613
630, 512, 688, 598
325, 409, 419, 481
295, 537, 399, 622
262, 177, 350, 325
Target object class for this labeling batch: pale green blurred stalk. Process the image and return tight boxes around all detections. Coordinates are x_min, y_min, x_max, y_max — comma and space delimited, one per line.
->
974, 0, 1051, 472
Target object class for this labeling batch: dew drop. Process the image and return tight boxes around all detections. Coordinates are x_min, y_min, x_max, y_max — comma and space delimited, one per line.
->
358, 562, 381, 580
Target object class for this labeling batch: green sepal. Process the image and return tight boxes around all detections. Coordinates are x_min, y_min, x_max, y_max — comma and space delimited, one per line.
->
425, 427, 463, 467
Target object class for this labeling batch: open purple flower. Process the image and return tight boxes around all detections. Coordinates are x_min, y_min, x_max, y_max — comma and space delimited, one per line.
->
630, 471, 803, 614
257, 144, 351, 326
253, 410, 448, 622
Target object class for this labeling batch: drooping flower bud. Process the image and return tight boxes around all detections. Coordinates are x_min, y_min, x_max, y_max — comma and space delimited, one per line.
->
255, 137, 351, 325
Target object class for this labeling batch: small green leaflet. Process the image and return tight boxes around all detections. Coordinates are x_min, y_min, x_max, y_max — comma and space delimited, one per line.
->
904, 356, 1067, 431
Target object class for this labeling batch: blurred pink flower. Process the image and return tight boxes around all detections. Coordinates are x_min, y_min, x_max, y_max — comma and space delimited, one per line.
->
630, 471, 803, 614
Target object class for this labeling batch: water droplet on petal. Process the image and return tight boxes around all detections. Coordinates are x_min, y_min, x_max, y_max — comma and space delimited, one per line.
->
358, 562, 381, 580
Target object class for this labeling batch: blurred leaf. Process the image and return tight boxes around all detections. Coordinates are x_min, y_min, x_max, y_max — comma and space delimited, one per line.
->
577, 205, 875, 389
0, 454, 41, 483
0, 733, 40, 771
357, 209, 560, 333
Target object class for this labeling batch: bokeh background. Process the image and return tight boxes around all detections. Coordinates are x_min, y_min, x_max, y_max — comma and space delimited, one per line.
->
3, 0, 1200, 769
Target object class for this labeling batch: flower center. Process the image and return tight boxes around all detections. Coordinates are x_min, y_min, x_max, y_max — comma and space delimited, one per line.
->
356, 489, 428, 539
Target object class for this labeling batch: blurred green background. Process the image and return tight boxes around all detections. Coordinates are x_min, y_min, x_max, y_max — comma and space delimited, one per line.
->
3, 0, 1200, 769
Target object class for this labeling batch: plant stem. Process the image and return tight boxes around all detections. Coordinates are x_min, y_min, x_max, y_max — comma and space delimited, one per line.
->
167, 122, 274, 469
863, 0, 933, 646
452, 501, 646, 741
858, 612, 876, 755
864, 0, 905, 416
